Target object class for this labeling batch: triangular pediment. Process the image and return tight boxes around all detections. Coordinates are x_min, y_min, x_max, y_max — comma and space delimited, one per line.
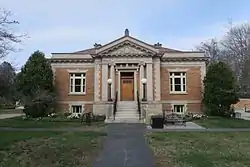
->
96, 36, 158, 56
99, 41, 155, 56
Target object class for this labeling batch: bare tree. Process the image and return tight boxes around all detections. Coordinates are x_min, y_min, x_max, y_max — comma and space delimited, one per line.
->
197, 38, 224, 62
0, 9, 25, 59
222, 23, 250, 80
197, 22, 250, 97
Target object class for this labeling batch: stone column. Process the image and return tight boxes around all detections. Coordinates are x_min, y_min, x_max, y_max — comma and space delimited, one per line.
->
139, 62, 144, 98
101, 62, 108, 101
94, 59, 101, 101
110, 63, 115, 99
154, 58, 161, 101
146, 63, 153, 101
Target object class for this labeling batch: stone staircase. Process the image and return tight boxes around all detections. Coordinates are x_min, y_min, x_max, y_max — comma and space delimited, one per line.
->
105, 101, 144, 123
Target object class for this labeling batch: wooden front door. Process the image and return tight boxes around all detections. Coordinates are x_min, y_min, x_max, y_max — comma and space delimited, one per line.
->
121, 77, 134, 101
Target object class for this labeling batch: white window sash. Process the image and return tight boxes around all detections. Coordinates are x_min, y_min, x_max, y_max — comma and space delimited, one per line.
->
69, 73, 86, 94
170, 72, 186, 93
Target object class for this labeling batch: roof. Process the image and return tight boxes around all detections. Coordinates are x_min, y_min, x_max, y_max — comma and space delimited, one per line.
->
51, 29, 203, 55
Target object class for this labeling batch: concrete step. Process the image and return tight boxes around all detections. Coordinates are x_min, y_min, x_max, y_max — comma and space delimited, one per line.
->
116, 111, 138, 115
105, 118, 144, 123
117, 109, 138, 112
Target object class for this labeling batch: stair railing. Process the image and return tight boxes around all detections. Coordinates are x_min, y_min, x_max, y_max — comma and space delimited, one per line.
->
136, 90, 141, 120
113, 91, 118, 120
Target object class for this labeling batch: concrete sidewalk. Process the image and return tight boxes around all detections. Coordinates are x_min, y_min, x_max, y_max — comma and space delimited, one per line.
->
0, 113, 24, 119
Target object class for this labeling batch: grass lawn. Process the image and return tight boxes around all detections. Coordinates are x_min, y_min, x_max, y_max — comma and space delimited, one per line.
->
0, 131, 106, 167
147, 132, 250, 167
0, 116, 106, 129
194, 116, 250, 128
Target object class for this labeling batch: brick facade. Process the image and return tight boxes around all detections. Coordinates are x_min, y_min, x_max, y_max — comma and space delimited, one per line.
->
51, 31, 208, 118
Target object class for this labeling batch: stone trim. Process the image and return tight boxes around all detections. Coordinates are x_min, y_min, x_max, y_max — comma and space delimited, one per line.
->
160, 61, 206, 67
146, 63, 153, 101
50, 59, 93, 63
102, 57, 153, 64
67, 69, 88, 73
153, 58, 161, 101
51, 63, 94, 68
96, 36, 158, 54
94, 59, 101, 101
59, 101, 94, 104
168, 68, 189, 72
161, 57, 209, 62
101, 64, 108, 101
162, 100, 201, 103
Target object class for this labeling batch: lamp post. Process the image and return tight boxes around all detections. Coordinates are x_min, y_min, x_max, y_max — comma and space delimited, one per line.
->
107, 78, 112, 101
141, 78, 147, 101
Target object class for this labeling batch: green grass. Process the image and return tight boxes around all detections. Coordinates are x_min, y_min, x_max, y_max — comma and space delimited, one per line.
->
147, 132, 250, 167
0, 116, 106, 128
194, 116, 250, 128
0, 131, 106, 167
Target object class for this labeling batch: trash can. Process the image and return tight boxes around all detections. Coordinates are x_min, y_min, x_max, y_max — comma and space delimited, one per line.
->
151, 115, 164, 129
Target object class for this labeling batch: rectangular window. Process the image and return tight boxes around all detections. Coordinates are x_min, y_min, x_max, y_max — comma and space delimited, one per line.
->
173, 105, 185, 114
69, 73, 86, 94
71, 105, 82, 114
170, 72, 186, 93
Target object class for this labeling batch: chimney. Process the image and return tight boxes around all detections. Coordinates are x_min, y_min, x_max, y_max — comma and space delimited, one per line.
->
154, 42, 162, 47
94, 43, 102, 48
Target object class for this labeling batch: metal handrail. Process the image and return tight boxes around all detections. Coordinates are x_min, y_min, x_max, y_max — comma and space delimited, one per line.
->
137, 90, 141, 120
113, 91, 118, 120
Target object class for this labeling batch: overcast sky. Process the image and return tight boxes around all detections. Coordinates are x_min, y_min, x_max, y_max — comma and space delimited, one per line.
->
1, 0, 250, 69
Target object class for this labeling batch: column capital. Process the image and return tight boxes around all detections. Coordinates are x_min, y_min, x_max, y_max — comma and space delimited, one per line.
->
108, 60, 115, 66
139, 61, 145, 66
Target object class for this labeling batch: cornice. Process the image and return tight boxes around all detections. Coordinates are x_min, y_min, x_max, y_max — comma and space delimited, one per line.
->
50, 58, 94, 63
161, 57, 209, 62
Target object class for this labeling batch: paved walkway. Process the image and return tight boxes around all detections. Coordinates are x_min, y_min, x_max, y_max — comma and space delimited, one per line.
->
0, 113, 24, 119
92, 123, 155, 167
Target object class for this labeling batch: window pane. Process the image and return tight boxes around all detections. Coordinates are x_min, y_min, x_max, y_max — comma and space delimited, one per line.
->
183, 84, 186, 91
175, 85, 181, 91
82, 79, 86, 86
82, 86, 85, 92
174, 105, 184, 113
182, 78, 186, 84
75, 85, 81, 92
174, 78, 181, 84
75, 79, 81, 85
174, 72, 181, 76
82, 73, 86, 77
72, 106, 82, 113
75, 73, 82, 77
70, 85, 73, 92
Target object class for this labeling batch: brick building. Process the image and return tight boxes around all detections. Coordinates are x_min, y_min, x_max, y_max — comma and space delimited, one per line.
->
50, 29, 208, 122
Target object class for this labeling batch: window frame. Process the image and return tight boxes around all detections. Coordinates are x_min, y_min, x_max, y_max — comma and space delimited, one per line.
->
172, 104, 186, 115
69, 73, 86, 95
169, 72, 187, 94
71, 105, 83, 114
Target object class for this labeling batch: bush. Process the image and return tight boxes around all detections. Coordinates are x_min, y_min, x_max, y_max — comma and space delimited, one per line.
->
23, 102, 48, 118
23, 92, 56, 118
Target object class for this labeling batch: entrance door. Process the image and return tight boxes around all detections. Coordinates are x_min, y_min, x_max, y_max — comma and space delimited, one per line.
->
121, 77, 134, 101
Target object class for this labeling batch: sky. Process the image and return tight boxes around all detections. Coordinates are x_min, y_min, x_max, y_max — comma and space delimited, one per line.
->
1, 0, 250, 69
